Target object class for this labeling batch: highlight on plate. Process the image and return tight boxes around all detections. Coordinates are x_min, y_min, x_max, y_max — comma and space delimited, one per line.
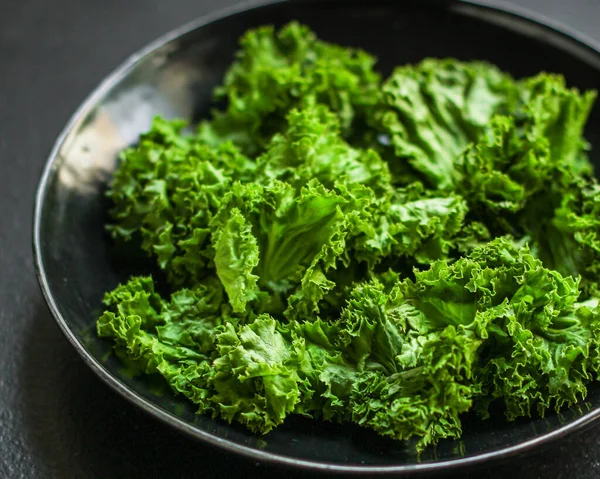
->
96, 21, 600, 451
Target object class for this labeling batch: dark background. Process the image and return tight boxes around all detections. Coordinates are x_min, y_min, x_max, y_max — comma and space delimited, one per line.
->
1, 0, 600, 477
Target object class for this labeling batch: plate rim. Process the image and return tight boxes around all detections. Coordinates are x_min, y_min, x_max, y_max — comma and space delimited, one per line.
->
32, 0, 600, 474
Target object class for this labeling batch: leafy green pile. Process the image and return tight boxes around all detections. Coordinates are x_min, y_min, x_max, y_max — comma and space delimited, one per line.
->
97, 22, 600, 451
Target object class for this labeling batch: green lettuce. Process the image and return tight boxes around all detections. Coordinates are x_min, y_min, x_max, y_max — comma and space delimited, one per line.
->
106, 117, 256, 287
373, 59, 519, 188
198, 22, 381, 155
453, 73, 598, 292
98, 239, 600, 451
98, 22, 600, 452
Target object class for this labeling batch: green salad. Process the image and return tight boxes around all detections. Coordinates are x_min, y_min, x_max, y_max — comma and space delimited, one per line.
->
97, 22, 600, 451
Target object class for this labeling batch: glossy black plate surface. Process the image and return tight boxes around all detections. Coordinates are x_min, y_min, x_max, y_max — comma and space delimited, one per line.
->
33, 0, 600, 474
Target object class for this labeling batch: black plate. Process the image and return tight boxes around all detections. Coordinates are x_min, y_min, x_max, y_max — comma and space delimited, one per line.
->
33, 0, 600, 474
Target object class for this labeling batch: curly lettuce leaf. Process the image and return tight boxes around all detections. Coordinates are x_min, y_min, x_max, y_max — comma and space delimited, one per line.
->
96, 277, 224, 409
398, 238, 600, 420
210, 179, 375, 319
453, 73, 598, 264
349, 327, 480, 449
198, 22, 381, 154
352, 182, 468, 267
518, 73, 597, 173
107, 117, 256, 287
213, 208, 260, 313
256, 103, 391, 193
373, 59, 518, 188
528, 177, 600, 297
210, 316, 305, 433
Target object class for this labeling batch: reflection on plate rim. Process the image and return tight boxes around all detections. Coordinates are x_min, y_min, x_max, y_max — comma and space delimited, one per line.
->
32, 0, 600, 474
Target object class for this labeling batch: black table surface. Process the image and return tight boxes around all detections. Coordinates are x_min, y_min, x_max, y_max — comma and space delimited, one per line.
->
2, 0, 600, 477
